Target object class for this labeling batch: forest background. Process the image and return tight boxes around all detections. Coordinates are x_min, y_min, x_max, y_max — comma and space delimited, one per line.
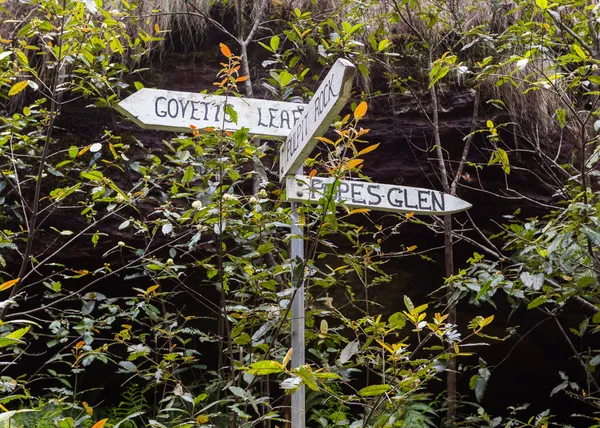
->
1, 0, 600, 427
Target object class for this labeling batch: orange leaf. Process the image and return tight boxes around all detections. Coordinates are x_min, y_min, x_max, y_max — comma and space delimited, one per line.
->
309, 169, 317, 178
349, 208, 370, 215
354, 101, 367, 119
92, 419, 109, 428
405, 212, 414, 219
146, 284, 160, 295
347, 159, 364, 169
236, 75, 249, 82
358, 143, 379, 155
75, 341, 85, 349
0, 278, 19, 292
220, 43, 232, 58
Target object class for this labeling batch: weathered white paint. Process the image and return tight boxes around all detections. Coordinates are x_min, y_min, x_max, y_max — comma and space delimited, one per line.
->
278, 59, 356, 181
116, 88, 306, 138
286, 175, 472, 215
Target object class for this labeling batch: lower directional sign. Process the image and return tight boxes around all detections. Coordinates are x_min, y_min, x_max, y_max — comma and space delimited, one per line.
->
286, 175, 472, 215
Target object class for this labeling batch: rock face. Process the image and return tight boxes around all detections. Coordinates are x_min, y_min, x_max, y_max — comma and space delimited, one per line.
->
50, 53, 583, 421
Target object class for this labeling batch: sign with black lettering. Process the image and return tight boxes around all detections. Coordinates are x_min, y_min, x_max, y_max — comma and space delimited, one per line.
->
286, 176, 472, 215
116, 88, 306, 138
278, 59, 356, 181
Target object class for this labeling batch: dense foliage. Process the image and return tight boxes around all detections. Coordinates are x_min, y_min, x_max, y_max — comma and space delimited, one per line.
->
0, 0, 600, 427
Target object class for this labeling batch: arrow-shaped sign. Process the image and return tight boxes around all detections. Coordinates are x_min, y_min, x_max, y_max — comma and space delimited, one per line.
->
116, 88, 306, 138
286, 175, 472, 215
279, 59, 356, 181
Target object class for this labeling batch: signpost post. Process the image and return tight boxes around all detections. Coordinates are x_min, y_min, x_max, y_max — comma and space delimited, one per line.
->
277, 58, 356, 428
116, 88, 306, 138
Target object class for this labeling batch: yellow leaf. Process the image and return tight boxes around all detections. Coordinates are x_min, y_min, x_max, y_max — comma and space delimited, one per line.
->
283, 348, 293, 367
0, 278, 19, 292
347, 159, 364, 169
354, 101, 367, 119
8, 80, 28, 97
406, 245, 417, 252
146, 284, 159, 295
405, 212, 414, 219
78, 146, 90, 156
92, 418, 109, 428
154, 23, 159, 33
349, 208, 370, 215
109, 143, 118, 159
196, 415, 210, 424
375, 339, 394, 354
316, 136, 335, 145
83, 401, 93, 416
358, 143, 380, 156
220, 43, 232, 58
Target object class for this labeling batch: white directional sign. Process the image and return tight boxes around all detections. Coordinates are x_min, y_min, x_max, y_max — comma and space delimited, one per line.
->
279, 59, 356, 181
116, 88, 306, 138
286, 176, 472, 215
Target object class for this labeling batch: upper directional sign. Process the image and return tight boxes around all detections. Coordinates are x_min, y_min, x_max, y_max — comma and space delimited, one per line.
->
116, 88, 306, 138
279, 59, 356, 181
286, 175, 472, 215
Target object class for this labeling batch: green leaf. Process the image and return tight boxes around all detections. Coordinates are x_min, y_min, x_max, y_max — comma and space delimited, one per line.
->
6, 326, 30, 340
358, 384, 391, 397
388, 312, 406, 329
225, 104, 238, 125
0, 338, 22, 348
582, 226, 600, 246
246, 360, 283, 375
68, 146, 79, 159
572, 44, 587, 60
294, 365, 319, 391
527, 296, 548, 309
8, 81, 28, 96
403, 295, 414, 312
134, 81, 144, 90
80, 171, 104, 182
182, 166, 194, 185
535, 0, 547, 9
270, 35, 280, 51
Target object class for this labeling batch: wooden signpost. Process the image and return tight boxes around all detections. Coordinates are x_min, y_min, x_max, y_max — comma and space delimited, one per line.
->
286, 175, 472, 215
116, 88, 306, 138
115, 58, 472, 428
278, 58, 356, 180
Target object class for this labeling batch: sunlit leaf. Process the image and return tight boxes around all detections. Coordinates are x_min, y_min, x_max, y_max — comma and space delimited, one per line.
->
0, 278, 19, 292
92, 418, 109, 428
220, 43, 232, 58
8, 80, 28, 96
354, 101, 367, 119
347, 159, 364, 169
358, 143, 379, 155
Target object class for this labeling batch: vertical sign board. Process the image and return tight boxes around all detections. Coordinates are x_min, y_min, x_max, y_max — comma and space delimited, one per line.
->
286, 176, 472, 215
116, 88, 306, 138
279, 59, 356, 181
